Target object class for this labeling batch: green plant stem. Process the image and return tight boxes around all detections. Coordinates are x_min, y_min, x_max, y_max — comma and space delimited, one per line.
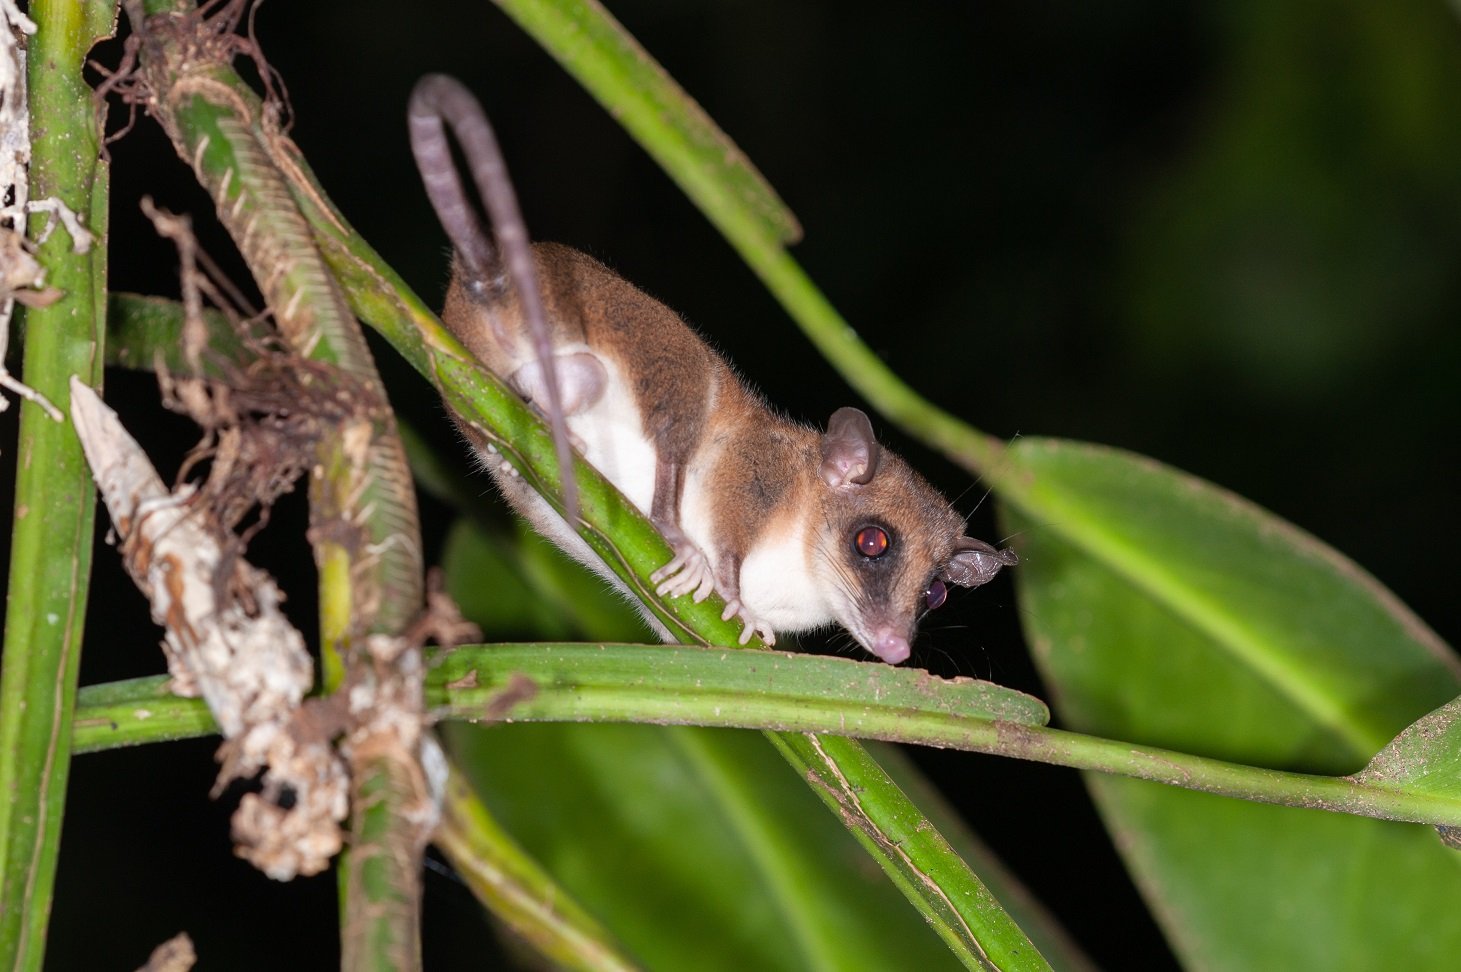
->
105, 292, 252, 375
72, 646, 1461, 829
734, 249, 1010, 478
0, 3, 112, 969
347, 749, 428, 972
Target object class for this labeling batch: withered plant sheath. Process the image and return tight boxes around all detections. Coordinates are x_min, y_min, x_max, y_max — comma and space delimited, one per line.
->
122, 2, 432, 968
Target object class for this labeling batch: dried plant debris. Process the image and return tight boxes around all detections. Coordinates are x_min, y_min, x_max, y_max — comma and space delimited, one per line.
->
104, 0, 287, 122
139, 196, 373, 538
349, 635, 447, 832
71, 379, 347, 879
134, 933, 197, 972
406, 567, 483, 651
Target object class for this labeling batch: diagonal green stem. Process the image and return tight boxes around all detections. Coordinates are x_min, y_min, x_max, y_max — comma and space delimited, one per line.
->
489, 0, 800, 246
0, 3, 113, 969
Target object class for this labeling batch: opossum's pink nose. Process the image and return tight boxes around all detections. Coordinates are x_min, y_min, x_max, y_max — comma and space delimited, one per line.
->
869, 627, 910, 665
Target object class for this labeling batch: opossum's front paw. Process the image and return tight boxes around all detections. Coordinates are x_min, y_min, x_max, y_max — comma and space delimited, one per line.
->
651, 543, 716, 602
719, 598, 776, 646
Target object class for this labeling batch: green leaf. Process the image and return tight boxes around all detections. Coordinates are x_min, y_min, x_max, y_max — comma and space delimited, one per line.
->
1356, 694, 1461, 803
434, 769, 640, 972
450, 722, 965, 972
1001, 437, 1461, 969
433, 642, 1049, 740
442, 516, 653, 644
73, 642, 1054, 762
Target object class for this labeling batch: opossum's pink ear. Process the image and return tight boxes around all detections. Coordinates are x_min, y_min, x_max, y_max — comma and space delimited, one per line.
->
941, 537, 1019, 589
819, 407, 880, 488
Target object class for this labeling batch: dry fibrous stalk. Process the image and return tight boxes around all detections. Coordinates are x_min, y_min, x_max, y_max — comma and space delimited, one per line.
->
140, 196, 357, 537
102, 11, 439, 957
111, 0, 424, 636
71, 378, 348, 879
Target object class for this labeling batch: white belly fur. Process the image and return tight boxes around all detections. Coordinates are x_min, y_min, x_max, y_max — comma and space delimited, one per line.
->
733, 515, 836, 634
495, 348, 834, 640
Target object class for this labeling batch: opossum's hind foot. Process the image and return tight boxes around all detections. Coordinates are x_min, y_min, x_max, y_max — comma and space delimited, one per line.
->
719, 597, 776, 646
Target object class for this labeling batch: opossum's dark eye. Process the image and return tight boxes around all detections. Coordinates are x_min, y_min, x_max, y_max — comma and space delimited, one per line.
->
925, 579, 948, 610
854, 526, 890, 558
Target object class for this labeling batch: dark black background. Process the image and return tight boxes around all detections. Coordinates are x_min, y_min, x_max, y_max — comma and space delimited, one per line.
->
15, 0, 1461, 968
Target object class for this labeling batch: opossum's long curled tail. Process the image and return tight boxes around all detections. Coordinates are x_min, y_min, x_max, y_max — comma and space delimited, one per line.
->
408, 73, 579, 526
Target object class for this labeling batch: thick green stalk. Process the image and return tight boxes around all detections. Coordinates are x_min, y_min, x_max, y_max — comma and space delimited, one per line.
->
73, 649, 1461, 829
129, 0, 423, 635
0, 3, 112, 968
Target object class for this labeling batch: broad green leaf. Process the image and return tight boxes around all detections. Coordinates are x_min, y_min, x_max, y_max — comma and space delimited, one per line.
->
1088, 781, 1461, 969
443, 516, 654, 644
449, 722, 964, 972
1356, 694, 1461, 803
1001, 437, 1461, 970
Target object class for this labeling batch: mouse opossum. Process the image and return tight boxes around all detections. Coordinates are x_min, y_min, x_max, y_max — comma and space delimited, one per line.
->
408, 74, 1016, 664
